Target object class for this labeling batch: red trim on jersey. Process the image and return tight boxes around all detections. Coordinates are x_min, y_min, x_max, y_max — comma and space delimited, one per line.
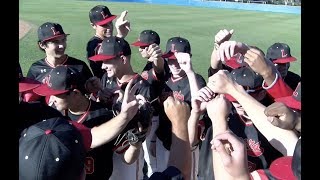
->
170, 73, 187, 83
45, 55, 69, 68
265, 76, 293, 99
73, 100, 92, 124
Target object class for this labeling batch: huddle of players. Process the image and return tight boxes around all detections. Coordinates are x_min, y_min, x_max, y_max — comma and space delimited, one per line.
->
19, 4, 301, 180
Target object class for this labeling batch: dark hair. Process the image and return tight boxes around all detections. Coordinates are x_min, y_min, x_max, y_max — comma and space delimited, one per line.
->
37, 40, 46, 52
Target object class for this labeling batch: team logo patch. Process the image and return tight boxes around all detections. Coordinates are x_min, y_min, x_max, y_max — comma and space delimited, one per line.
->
85, 157, 94, 174
245, 138, 264, 157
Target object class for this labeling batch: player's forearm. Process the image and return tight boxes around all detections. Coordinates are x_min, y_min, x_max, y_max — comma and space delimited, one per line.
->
90, 113, 130, 149
210, 48, 222, 70
153, 57, 165, 74
211, 117, 234, 180
123, 142, 142, 164
169, 124, 191, 180
186, 71, 201, 98
188, 110, 201, 147
229, 85, 298, 156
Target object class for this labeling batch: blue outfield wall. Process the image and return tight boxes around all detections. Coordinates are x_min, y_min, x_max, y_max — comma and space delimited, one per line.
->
105, 0, 301, 14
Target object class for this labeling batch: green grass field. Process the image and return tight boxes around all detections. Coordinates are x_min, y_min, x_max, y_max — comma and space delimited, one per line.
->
19, 0, 301, 79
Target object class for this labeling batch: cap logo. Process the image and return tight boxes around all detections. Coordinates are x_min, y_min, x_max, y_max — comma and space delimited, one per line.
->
51, 27, 60, 35
281, 49, 288, 58
100, 11, 108, 19
171, 44, 176, 52
293, 91, 298, 98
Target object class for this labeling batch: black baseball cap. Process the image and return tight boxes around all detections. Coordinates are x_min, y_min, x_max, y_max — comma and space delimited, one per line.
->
266, 43, 296, 64
19, 117, 92, 180
225, 66, 263, 102
33, 65, 85, 96
161, 37, 191, 60
89, 5, 117, 26
131, 30, 160, 47
38, 22, 69, 42
89, 36, 131, 61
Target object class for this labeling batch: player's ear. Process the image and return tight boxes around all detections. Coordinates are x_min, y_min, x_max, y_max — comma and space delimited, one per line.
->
38, 41, 46, 50
90, 23, 96, 29
120, 55, 127, 64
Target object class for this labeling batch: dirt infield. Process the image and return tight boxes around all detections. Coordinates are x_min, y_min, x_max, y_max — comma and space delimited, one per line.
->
19, 20, 32, 39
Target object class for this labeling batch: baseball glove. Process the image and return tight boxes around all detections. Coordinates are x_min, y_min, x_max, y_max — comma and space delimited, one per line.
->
112, 101, 154, 146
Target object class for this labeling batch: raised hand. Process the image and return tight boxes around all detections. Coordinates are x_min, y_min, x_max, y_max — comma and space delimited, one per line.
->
174, 52, 193, 74
264, 102, 299, 130
214, 29, 234, 47
147, 43, 163, 62
243, 47, 275, 77
207, 70, 238, 95
211, 131, 250, 179
85, 76, 102, 93
218, 41, 250, 62
120, 79, 141, 120
206, 94, 232, 123
115, 10, 131, 38
163, 96, 190, 127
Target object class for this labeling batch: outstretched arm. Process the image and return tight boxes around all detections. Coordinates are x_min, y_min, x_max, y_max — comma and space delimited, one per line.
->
90, 79, 140, 148
164, 96, 192, 180
207, 70, 298, 156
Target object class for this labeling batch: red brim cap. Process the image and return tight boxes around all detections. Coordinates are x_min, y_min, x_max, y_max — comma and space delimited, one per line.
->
224, 57, 242, 69
269, 156, 296, 180
275, 96, 301, 110
95, 15, 117, 26
273, 56, 296, 64
33, 84, 69, 96
41, 34, 70, 42
131, 41, 150, 47
88, 54, 117, 61
69, 121, 92, 151
161, 51, 176, 60
19, 78, 41, 93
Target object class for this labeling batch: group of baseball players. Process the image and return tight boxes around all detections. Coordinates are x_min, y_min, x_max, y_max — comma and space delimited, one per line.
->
18, 4, 301, 180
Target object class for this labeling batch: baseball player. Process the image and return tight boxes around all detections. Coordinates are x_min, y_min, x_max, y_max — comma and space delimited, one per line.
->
26, 22, 93, 105
33, 65, 148, 180
18, 62, 63, 135
150, 36, 207, 179
19, 74, 145, 180
88, 36, 155, 180
87, 5, 131, 79
131, 29, 171, 177
265, 42, 300, 90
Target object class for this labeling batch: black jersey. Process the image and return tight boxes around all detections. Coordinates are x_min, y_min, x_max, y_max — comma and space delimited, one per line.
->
86, 36, 104, 79
198, 110, 283, 179
101, 73, 155, 103
140, 62, 170, 115
156, 73, 207, 150
66, 100, 115, 180
26, 55, 93, 94
284, 71, 301, 90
